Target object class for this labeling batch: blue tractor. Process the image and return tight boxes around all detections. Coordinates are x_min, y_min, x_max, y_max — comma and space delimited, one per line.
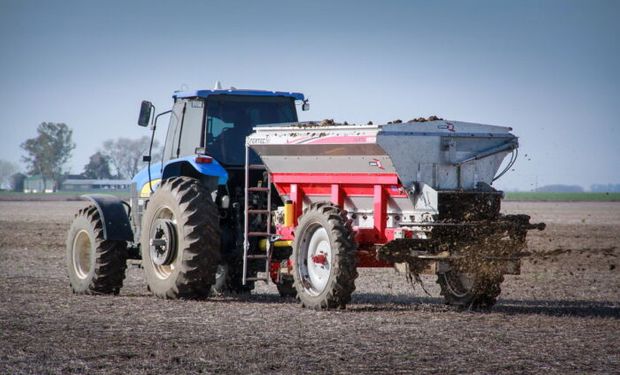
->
66, 87, 308, 299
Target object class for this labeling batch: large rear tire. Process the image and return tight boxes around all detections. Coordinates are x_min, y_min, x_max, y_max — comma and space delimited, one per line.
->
66, 205, 127, 295
292, 202, 358, 309
437, 271, 503, 309
141, 176, 220, 299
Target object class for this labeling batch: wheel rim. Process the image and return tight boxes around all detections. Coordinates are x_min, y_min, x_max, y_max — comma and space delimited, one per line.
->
149, 206, 178, 279
72, 229, 92, 279
298, 223, 332, 296
442, 272, 475, 298
149, 219, 177, 266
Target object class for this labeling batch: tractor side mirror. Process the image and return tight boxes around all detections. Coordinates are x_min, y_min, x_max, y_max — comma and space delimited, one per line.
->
138, 100, 153, 127
302, 100, 310, 112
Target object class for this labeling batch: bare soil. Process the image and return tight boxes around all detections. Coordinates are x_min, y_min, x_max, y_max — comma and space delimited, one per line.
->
1, 201, 618, 374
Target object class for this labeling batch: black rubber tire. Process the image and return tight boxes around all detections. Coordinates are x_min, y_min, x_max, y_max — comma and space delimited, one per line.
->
437, 271, 503, 309
211, 258, 255, 295
66, 205, 127, 295
141, 176, 220, 299
292, 202, 358, 310
224, 257, 255, 294
276, 276, 297, 298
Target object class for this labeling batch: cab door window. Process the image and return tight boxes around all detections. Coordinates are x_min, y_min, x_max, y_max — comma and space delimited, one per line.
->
177, 99, 205, 157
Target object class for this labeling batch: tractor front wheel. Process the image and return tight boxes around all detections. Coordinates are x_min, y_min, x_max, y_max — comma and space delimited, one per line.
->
292, 202, 357, 309
66, 205, 127, 295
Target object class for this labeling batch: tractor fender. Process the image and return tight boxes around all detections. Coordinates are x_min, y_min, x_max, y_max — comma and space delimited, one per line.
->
161, 156, 228, 184
81, 194, 134, 241
133, 156, 228, 198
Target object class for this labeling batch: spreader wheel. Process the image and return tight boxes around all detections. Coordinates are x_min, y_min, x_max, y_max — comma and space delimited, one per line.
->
66, 205, 127, 295
292, 202, 358, 309
276, 276, 297, 298
437, 271, 504, 309
141, 176, 220, 299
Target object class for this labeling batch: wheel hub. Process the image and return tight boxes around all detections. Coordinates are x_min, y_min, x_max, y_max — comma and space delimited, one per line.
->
442, 271, 476, 298
149, 219, 177, 266
300, 225, 332, 295
72, 229, 92, 279
311, 253, 328, 265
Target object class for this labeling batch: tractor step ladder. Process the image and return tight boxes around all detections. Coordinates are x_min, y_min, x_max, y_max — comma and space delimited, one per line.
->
242, 143, 272, 285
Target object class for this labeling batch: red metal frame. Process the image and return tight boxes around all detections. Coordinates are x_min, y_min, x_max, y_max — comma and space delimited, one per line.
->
271, 172, 403, 268
374, 184, 386, 241
331, 184, 343, 208
270, 258, 293, 284
271, 172, 399, 185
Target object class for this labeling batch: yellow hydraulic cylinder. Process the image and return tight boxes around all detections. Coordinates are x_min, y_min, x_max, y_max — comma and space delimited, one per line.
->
284, 200, 294, 227
259, 239, 293, 251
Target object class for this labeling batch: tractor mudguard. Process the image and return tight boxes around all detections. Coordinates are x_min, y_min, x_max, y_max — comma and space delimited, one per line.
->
132, 156, 228, 198
81, 194, 134, 241
161, 156, 228, 184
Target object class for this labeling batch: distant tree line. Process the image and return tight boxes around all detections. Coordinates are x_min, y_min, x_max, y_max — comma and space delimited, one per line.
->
533, 184, 620, 193
0, 122, 160, 192
21, 122, 75, 191
0, 160, 20, 190
535, 184, 584, 193
591, 184, 620, 193
81, 137, 160, 180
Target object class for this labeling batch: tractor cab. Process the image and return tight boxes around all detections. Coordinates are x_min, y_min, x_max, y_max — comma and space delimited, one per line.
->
202, 93, 301, 166
134, 88, 306, 198
164, 90, 305, 166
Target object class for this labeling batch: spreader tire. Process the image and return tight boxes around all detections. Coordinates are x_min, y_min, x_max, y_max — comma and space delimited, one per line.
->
66, 205, 127, 295
437, 271, 503, 309
292, 202, 358, 309
276, 277, 297, 299
141, 176, 220, 299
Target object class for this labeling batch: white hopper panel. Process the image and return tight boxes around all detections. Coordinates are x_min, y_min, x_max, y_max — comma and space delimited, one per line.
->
248, 120, 517, 191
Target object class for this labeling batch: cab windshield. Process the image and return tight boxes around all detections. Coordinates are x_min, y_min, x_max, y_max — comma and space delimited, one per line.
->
206, 95, 297, 165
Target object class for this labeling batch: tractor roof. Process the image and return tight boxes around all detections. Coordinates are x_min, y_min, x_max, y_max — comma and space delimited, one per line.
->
173, 89, 304, 101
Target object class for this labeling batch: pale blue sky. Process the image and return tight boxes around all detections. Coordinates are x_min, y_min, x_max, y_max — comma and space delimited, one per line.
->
0, 0, 618, 190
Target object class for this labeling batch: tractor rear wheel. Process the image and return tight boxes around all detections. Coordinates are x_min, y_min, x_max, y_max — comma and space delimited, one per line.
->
141, 176, 220, 299
437, 271, 503, 309
66, 205, 127, 295
292, 202, 358, 309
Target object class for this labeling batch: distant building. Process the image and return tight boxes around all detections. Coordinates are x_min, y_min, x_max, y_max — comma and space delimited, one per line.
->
23, 175, 55, 193
9, 173, 26, 192
23, 176, 131, 193
61, 179, 131, 191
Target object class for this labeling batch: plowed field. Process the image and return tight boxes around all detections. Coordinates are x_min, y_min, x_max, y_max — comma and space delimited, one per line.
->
1, 201, 618, 374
